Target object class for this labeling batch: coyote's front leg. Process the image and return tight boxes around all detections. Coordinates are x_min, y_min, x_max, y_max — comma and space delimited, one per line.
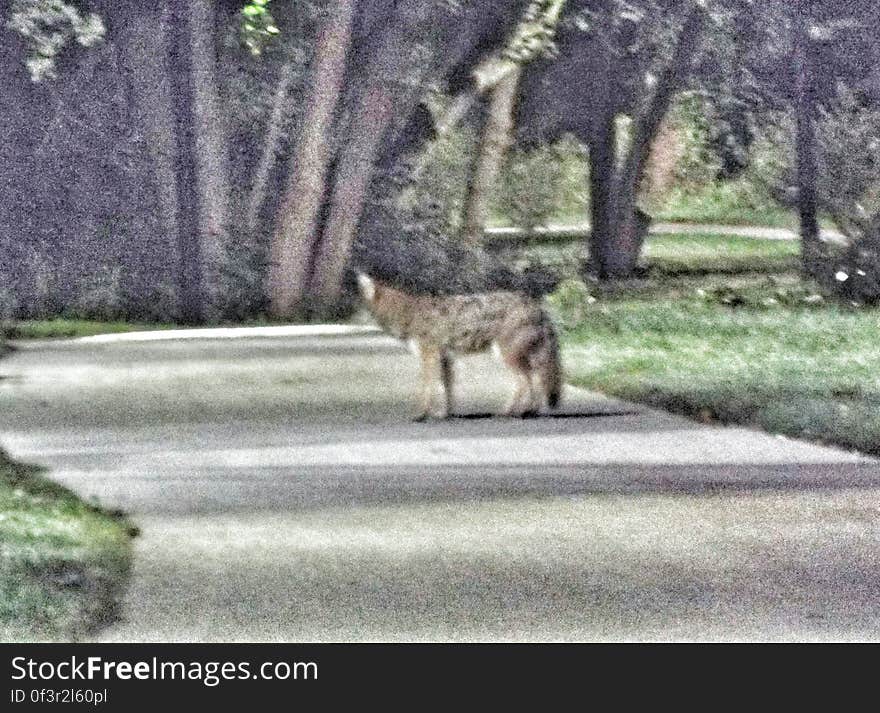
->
413, 343, 449, 421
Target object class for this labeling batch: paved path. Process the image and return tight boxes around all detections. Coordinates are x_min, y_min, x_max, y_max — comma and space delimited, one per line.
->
2, 330, 880, 641
485, 221, 848, 244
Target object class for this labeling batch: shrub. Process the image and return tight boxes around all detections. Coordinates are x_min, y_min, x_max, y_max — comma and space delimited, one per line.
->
830, 232, 880, 305
493, 143, 573, 232
546, 278, 596, 329
73, 267, 125, 321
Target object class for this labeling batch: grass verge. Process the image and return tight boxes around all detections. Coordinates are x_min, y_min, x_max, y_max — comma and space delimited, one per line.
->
0, 450, 135, 641
3, 318, 174, 340
644, 233, 800, 276
551, 236, 880, 457
652, 181, 796, 228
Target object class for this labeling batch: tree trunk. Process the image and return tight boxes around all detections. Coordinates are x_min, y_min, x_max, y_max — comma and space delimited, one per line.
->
586, 111, 619, 278
308, 81, 398, 310
461, 65, 521, 244
245, 61, 296, 238
270, 0, 536, 315
112, 5, 184, 314
793, 0, 822, 277
185, 0, 232, 318
586, 5, 706, 280
267, 0, 356, 319
165, 2, 206, 323
116, 1, 231, 323
306, 7, 433, 312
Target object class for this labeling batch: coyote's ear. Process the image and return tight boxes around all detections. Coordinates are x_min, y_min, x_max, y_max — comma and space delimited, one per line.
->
356, 272, 376, 302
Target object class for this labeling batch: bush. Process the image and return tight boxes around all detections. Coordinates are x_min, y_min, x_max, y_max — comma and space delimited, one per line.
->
26, 253, 59, 319
493, 142, 582, 231
0, 289, 19, 322
73, 267, 125, 321
406, 127, 475, 236
831, 233, 880, 305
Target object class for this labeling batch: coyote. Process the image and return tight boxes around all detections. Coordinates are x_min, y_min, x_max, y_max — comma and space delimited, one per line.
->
357, 273, 562, 420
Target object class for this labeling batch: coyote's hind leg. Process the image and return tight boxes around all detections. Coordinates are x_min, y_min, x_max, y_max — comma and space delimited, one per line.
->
498, 336, 540, 417
414, 343, 449, 421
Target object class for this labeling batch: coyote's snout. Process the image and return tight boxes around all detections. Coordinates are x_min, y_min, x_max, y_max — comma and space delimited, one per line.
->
357, 272, 562, 420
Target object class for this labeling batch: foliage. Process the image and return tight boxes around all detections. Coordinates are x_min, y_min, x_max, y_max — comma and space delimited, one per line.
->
3, 0, 880, 319
831, 233, 880, 306
816, 88, 880, 239
493, 143, 573, 233
653, 178, 792, 228
668, 94, 722, 187
6, 0, 104, 81
239, 0, 281, 56
644, 90, 793, 227
72, 267, 125, 322
546, 277, 596, 328
502, 0, 566, 64
406, 127, 476, 236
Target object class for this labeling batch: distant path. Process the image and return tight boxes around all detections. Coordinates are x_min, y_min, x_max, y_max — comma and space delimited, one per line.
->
1, 330, 879, 641
485, 222, 848, 245
651, 222, 847, 243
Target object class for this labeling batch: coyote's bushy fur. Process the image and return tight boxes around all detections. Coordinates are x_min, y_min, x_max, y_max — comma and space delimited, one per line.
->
357, 273, 562, 420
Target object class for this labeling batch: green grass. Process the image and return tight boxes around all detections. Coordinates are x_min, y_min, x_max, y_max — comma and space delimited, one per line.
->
552, 234, 880, 457
651, 179, 796, 228
3, 316, 340, 340
644, 233, 800, 276
0, 451, 135, 641
489, 178, 798, 230
4, 318, 174, 340
501, 232, 801, 285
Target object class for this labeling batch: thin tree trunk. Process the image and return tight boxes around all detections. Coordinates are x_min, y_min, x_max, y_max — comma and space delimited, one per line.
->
165, 2, 206, 323
587, 111, 618, 279
402, 57, 519, 199
186, 0, 232, 318
92, 1, 181, 319
462, 65, 521, 245
267, 0, 356, 319
619, 7, 706, 208
280, 0, 546, 313
121, 0, 230, 324
308, 81, 398, 310
246, 62, 295, 238
793, 0, 822, 276
117, 4, 198, 321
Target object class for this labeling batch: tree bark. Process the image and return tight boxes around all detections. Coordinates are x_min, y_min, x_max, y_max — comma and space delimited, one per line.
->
269, 0, 534, 315
245, 61, 296, 238
306, 6, 432, 311
165, 2, 206, 323
793, 0, 822, 277
267, 0, 356, 319
308, 81, 398, 310
185, 0, 232, 317
113, 5, 184, 314
115, 1, 231, 323
587, 111, 618, 278
461, 65, 521, 245
584, 30, 622, 280
587, 4, 706, 279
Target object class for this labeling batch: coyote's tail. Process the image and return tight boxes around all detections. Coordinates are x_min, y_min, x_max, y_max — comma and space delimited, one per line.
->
538, 320, 562, 409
